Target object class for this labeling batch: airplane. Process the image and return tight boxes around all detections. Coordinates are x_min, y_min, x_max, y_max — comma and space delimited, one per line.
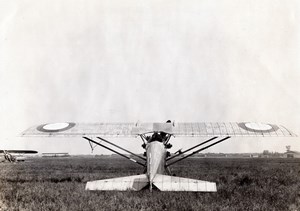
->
21, 121, 296, 192
0, 150, 38, 162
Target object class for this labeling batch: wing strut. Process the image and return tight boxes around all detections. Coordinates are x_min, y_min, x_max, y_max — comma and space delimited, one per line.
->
167, 136, 218, 161
83, 137, 146, 167
97, 137, 146, 161
166, 136, 231, 167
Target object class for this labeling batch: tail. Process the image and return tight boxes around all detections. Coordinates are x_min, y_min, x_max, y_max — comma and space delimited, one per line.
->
85, 174, 148, 191
152, 174, 217, 192
85, 174, 217, 192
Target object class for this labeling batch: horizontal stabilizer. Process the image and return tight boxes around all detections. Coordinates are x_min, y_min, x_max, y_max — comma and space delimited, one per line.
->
85, 174, 148, 191
153, 174, 217, 192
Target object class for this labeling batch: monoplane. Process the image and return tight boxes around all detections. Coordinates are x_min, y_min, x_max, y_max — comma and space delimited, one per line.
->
22, 121, 296, 192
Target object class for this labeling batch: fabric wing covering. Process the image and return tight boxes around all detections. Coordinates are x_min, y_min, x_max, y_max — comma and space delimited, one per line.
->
21, 122, 296, 137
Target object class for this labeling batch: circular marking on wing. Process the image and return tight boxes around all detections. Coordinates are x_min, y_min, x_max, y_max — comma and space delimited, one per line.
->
37, 122, 76, 133
238, 122, 279, 133
43, 123, 69, 130
245, 123, 272, 131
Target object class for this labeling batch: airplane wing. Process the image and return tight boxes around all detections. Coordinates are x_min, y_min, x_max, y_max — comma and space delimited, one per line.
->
21, 122, 137, 137
21, 122, 296, 137
0, 150, 38, 154
171, 122, 296, 137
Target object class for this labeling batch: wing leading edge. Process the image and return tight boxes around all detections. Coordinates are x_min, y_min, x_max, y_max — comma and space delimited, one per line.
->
21, 122, 296, 137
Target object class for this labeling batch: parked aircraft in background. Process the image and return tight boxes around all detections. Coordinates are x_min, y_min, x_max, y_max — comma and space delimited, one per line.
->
22, 120, 296, 192
0, 150, 38, 162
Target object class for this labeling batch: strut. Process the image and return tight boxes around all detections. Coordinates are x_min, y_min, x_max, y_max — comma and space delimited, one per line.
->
97, 137, 146, 161
166, 136, 231, 167
167, 136, 218, 161
83, 137, 146, 167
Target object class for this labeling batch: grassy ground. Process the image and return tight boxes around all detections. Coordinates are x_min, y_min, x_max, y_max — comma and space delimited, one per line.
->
0, 157, 300, 211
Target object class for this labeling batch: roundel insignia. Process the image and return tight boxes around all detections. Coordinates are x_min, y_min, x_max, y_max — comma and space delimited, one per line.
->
37, 122, 76, 133
238, 122, 279, 133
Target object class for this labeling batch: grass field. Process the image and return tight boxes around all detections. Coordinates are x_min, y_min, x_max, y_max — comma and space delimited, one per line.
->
0, 157, 300, 211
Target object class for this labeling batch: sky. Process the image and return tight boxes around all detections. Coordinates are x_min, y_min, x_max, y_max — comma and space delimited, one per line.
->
0, 0, 300, 155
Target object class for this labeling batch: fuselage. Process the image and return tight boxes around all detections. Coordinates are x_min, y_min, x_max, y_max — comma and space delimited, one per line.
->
146, 141, 167, 183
